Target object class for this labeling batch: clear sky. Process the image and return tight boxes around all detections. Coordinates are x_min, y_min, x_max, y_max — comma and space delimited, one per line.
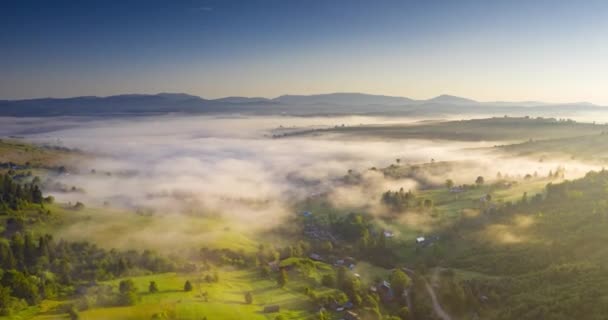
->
1, 0, 607, 104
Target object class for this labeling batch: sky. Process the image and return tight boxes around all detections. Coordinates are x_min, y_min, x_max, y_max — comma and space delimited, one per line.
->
1, 0, 608, 104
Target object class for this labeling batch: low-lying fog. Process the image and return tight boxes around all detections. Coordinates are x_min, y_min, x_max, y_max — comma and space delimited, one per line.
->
2, 115, 601, 248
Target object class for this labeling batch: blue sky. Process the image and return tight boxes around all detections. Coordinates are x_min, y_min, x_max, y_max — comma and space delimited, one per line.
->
1, 0, 607, 103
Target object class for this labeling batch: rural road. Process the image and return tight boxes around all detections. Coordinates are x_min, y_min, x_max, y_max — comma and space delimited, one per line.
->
424, 278, 452, 320
402, 267, 452, 320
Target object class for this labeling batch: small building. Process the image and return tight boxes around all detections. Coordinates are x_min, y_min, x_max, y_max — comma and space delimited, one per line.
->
309, 253, 324, 261
450, 186, 464, 193
328, 299, 339, 310
378, 280, 394, 301
263, 305, 280, 313
268, 261, 279, 272
383, 230, 394, 238
416, 236, 426, 244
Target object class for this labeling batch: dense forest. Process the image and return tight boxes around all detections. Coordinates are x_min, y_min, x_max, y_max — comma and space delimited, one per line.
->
0, 173, 176, 316
434, 170, 608, 319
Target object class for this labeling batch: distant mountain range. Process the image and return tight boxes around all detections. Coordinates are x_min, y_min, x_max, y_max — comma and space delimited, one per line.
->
0, 92, 604, 117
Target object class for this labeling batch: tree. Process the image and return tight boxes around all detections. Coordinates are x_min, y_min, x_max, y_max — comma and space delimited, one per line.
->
118, 279, 138, 306
244, 291, 253, 304
321, 274, 336, 288
184, 281, 193, 292
318, 309, 330, 320
361, 307, 381, 320
1, 270, 39, 305
445, 179, 454, 189
277, 269, 288, 287
119, 291, 138, 306
336, 266, 348, 289
119, 279, 136, 295
32, 186, 42, 204
0, 242, 16, 270
398, 306, 411, 320
149, 281, 159, 293
67, 305, 80, 320
362, 294, 379, 310
389, 270, 411, 299
0, 285, 14, 316
342, 277, 361, 300
423, 199, 433, 208
321, 241, 333, 253
475, 176, 484, 185
260, 266, 271, 278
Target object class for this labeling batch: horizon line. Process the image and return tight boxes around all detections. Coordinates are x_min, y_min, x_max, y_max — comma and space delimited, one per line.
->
0, 91, 598, 106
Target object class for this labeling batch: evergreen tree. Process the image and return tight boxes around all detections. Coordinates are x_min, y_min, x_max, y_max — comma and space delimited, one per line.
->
149, 281, 159, 293
244, 291, 253, 304
277, 269, 288, 287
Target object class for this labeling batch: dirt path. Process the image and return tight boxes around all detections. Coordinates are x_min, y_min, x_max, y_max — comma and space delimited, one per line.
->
424, 278, 452, 320
403, 267, 452, 320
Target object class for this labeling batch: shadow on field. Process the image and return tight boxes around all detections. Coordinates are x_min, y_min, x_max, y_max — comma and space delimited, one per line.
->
218, 299, 247, 305
250, 285, 279, 294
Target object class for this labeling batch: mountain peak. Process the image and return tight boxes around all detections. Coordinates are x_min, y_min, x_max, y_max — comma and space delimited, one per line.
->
427, 94, 478, 104
273, 92, 414, 106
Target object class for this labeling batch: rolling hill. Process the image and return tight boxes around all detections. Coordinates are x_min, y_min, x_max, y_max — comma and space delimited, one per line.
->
0, 92, 605, 118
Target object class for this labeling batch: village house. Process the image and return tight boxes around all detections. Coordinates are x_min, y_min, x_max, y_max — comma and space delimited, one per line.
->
449, 186, 465, 193
416, 235, 439, 247
378, 280, 394, 302
309, 253, 324, 261
335, 256, 357, 268
267, 261, 279, 272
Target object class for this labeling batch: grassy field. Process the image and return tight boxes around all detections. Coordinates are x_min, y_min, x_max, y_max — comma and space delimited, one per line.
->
6, 203, 260, 254
1, 270, 322, 320
25, 268, 332, 320
496, 132, 608, 162
0, 139, 82, 169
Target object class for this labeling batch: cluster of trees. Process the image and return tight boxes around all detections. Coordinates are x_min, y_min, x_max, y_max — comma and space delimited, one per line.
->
298, 211, 397, 266
0, 171, 181, 316
0, 173, 45, 211
199, 247, 253, 268
0, 232, 176, 315
312, 267, 412, 320
381, 188, 433, 212
381, 188, 416, 211
438, 169, 608, 319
